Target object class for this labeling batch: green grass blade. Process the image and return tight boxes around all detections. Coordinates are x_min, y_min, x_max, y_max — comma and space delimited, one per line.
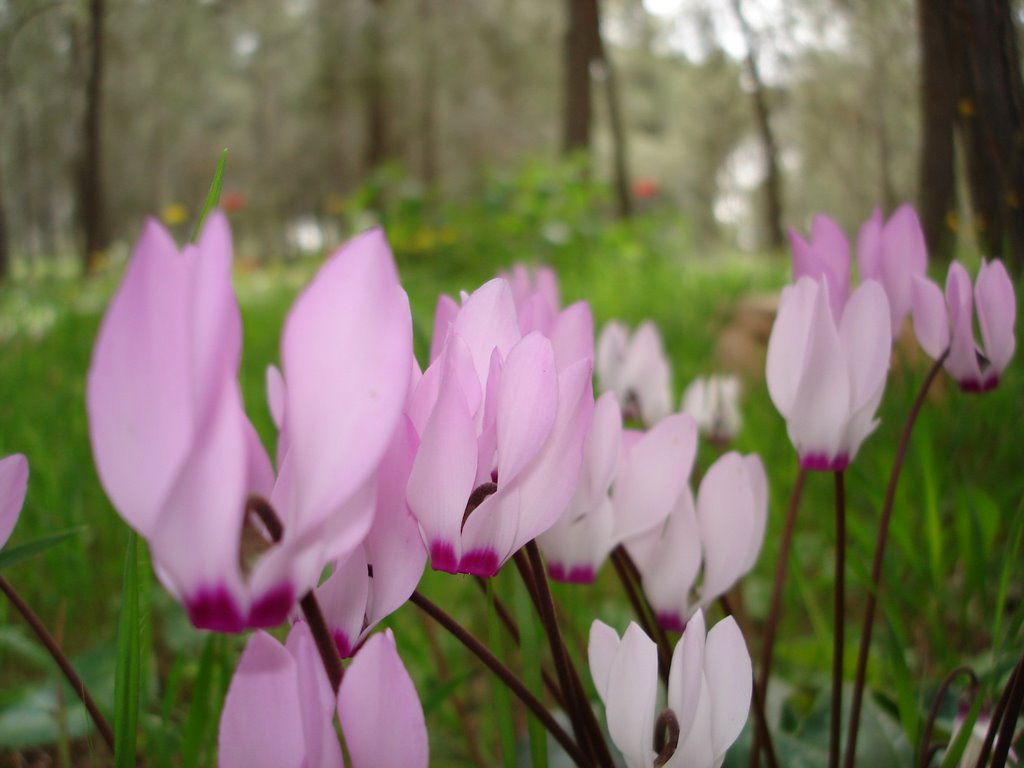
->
0, 528, 84, 570
882, 610, 919, 750
488, 574, 517, 767
191, 149, 228, 242
993, 495, 1024, 648
113, 533, 141, 768
513, 562, 548, 768
182, 634, 219, 768
938, 691, 981, 768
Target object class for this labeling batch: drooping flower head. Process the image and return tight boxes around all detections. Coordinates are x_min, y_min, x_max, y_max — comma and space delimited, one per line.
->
912, 259, 1016, 392
589, 612, 751, 768
766, 276, 891, 470
681, 375, 742, 444
596, 320, 673, 426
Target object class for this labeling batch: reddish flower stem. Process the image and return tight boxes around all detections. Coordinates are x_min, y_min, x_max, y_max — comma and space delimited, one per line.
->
0, 575, 114, 752
975, 656, 1024, 768
611, 545, 672, 684
830, 469, 846, 768
917, 665, 978, 768
842, 351, 948, 768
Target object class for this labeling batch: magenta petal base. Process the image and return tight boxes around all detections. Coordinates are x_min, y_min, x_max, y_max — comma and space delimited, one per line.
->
333, 630, 353, 659
656, 611, 687, 633
187, 586, 247, 633
799, 452, 849, 472
548, 563, 596, 584
248, 583, 295, 628
429, 540, 458, 573
959, 375, 999, 393
458, 548, 500, 577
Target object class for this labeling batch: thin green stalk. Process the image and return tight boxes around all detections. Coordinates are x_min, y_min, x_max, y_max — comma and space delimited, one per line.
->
830, 470, 846, 768
843, 352, 948, 768
750, 464, 807, 768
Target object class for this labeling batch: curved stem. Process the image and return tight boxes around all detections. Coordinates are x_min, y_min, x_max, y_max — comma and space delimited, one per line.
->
719, 595, 779, 768
975, 657, 1024, 768
918, 665, 978, 768
0, 575, 114, 751
750, 464, 807, 768
843, 351, 948, 768
991, 654, 1024, 768
299, 591, 343, 693
409, 589, 588, 767
830, 470, 847, 768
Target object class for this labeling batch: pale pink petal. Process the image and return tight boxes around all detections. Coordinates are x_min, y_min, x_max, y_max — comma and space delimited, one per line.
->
285, 622, 345, 768
839, 281, 891, 413
550, 301, 595, 371
739, 455, 768, 574
618, 321, 673, 423
856, 207, 883, 281
0, 454, 28, 550
606, 623, 659, 768
407, 356, 442, 437
495, 333, 557, 488
786, 278, 850, 465
912, 276, 950, 360
266, 364, 285, 430
636, 353, 674, 426
451, 278, 521, 388
612, 413, 697, 543
518, 293, 557, 337
589, 620, 622, 704
697, 453, 759, 604
811, 214, 852, 318
596, 321, 629, 393
638, 489, 702, 631
976, 259, 1017, 377
579, 393, 622, 510
339, 630, 429, 768
765, 279, 818, 418
475, 349, 502, 487
535, 265, 560, 310
406, 347, 479, 572
705, 616, 752, 761
429, 293, 458, 364
281, 228, 412, 528
219, 632, 308, 768
879, 204, 928, 335
316, 550, 370, 658
668, 609, 707, 748
244, 417, 275, 499
87, 219, 192, 534
788, 228, 815, 281
945, 262, 983, 386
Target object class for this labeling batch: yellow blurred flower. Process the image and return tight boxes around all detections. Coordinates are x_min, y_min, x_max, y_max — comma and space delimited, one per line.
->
161, 203, 189, 225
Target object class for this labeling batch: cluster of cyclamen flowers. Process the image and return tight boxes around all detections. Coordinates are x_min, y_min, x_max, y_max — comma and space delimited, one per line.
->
79, 212, 759, 766
0, 198, 1015, 767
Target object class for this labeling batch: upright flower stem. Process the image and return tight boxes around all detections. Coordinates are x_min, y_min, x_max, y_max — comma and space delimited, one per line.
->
409, 589, 588, 767
974, 656, 1024, 768
0, 575, 115, 752
611, 544, 672, 684
843, 352, 948, 768
991, 654, 1024, 768
750, 464, 807, 768
516, 546, 616, 768
830, 469, 846, 768
719, 595, 779, 768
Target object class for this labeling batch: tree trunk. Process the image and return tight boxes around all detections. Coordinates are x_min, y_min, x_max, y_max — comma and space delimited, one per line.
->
563, 0, 598, 153
364, 0, 389, 174
729, 0, 784, 250
591, 8, 632, 218
418, 0, 439, 189
78, 0, 109, 274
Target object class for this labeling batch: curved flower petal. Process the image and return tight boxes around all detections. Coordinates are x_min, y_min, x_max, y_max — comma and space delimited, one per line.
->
338, 629, 429, 768
878, 204, 928, 335
589, 619, 622, 703
976, 259, 1016, 380
495, 333, 557, 488
911, 275, 950, 360
945, 261, 982, 387
451, 278, 521, 389
766, 279, 818, 419
316, 549, 371, 658
550, 301, 595, 371
597, 321, 629, 393
705, 616, 752, 761
606, 623, 659, 768
429, 293, 458, 364
0, 454, 28, 550
637, 488, 702, 631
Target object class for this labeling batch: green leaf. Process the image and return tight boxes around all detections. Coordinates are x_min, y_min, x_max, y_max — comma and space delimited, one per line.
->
182, 633, 220, 768
993, 495, 1024, 648
0, 527, 84, 570
113, 533, 141, 768
514, 568, 548, 768
938, 691, 981, 768
191, 149, 228, 242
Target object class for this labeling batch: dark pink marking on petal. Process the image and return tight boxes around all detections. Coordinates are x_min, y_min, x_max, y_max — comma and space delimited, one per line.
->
333, 630, 353, 659
247, 583, 295, 629
656, 612, 687, 634
458, 548, 500, 577
799, 452, 849, 472
566, 565, 596, 584
187, 587, 246, 633
959, 377, 984, 393
548, 562, 567, 581
430, 540, 458, 573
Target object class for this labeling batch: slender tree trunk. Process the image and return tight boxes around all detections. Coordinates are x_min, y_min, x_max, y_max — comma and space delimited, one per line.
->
956, 0, 1024, 271
916, 0, 957, 260
592, 12, 632, 218
729, 0, 784, 250
78, 0, 109, 274
418, 0, 439, 189
563, 0, 598, 153
364, 0, 389, 174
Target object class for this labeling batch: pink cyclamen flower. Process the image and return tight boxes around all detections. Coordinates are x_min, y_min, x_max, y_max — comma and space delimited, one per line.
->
596, 320, 673, 426
790, 214, 851, 321
627, 451, 767, 632
219, 625, 427, 768
0, 454, 28, 550
589, 612, 751, 768
766, 276, 891, 470
88, 215, 412, 631
912, 259, 1016, 392
407, 278, 594, 577
681, 375, 742, 444
856, 204, 928, 338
